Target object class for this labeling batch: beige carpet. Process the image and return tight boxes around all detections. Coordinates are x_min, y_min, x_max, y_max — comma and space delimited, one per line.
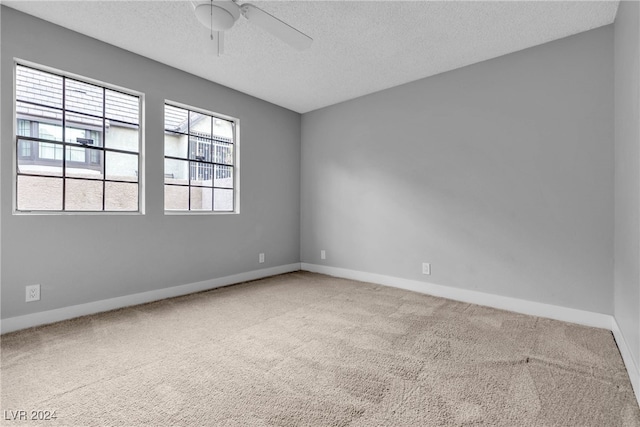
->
2, 271, 639, 426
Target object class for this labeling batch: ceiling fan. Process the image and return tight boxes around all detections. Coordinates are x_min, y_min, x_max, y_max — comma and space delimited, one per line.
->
191, 0, 313, 56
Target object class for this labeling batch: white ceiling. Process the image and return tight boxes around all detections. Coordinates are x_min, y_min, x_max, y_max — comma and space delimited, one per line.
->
3, 1, 619, 113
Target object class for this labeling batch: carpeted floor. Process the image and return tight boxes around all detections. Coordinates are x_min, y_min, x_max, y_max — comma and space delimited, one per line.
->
1, 271, 639, 426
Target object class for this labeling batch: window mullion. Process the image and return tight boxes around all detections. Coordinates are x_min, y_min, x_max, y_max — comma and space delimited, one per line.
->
102, 87, 106, 211
188, 111, 192, 211
61, 77, 67, 211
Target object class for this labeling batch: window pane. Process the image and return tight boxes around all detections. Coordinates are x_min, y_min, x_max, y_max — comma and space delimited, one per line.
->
16, 66, 63, 108
65, 179, 103, 211
190, 111, 211, 136
213, 118, 234, 140
105, 123, 139, 153
214, 188, 233, 212
165, 132, 188, 158
213, 140, 234, 165
165, 105, 188, 133
189, 137, 212, 162
65, 112, 103, 146
165, 158, 188, 184
105, 182, 138, 211
214, 165, 233, 188
165, 185, 188, 210
190, 162, 213, 187
66, 147, 103, 179
65, 79, 103, 116
105, 90, 139, 125
17, 102, 63, 141
17, 176, 62, 210
191, 187, 212, 211
17, 140, 62, 176
106, 152, 138, 182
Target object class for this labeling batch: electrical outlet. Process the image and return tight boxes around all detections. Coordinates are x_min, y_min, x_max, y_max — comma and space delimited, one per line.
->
259, 253, 265, 263
26, 284, 40, 302
321, 250, 326, 260
422, 263, 431, 275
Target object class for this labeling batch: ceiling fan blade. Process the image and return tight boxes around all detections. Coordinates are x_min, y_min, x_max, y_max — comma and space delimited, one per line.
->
240, 3, 312, 51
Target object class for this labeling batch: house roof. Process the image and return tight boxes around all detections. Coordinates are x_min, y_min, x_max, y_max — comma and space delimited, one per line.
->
16, 65, 140, 127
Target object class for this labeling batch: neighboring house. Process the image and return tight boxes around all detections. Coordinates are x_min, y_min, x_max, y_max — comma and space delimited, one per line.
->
15, 66, 235, 211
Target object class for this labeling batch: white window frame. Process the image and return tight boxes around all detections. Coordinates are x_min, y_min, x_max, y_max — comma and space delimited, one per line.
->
13, 59, 145, 215
163, 100, 240, 214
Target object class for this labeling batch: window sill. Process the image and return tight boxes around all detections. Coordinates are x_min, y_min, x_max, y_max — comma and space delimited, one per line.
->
13, 210, 144, 216
164, 210, 238, 216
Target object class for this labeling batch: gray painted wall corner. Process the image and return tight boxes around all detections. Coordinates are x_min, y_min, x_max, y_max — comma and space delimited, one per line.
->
301, 25, 615, 315
614, 0, 640, 380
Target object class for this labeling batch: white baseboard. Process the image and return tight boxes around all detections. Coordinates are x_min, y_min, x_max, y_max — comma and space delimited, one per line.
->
612, 319, 640, 406
3, 262, 638, 408
301, 263, 612, 329
1, 263, 301, 334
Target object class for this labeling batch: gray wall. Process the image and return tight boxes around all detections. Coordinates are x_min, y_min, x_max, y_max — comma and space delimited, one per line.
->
301, 26, 614, 314
1, 6, 629, 333
614, 1, 640, 377
1, 7, 301, 319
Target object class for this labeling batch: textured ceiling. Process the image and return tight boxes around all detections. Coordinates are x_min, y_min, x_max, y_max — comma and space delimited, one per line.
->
2, 1, 619, 113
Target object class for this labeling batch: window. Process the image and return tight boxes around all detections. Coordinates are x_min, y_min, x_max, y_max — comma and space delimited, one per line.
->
164, 103, 237, 212
15, 64, 141, 212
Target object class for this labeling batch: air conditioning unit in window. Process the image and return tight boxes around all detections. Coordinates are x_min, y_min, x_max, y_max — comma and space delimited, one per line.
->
76, 138, 94, 145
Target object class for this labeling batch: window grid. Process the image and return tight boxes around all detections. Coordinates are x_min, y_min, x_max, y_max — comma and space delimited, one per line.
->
15, 64, 141, 212
164, 103, 236, 212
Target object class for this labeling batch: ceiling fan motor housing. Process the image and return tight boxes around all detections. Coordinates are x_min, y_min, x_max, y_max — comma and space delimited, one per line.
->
193, 1, 241, 31
191, 0, 313, 52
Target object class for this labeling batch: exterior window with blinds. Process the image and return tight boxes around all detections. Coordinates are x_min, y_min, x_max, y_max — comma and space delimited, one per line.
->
15, 64, 142, 212
164, 103, 237, 212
